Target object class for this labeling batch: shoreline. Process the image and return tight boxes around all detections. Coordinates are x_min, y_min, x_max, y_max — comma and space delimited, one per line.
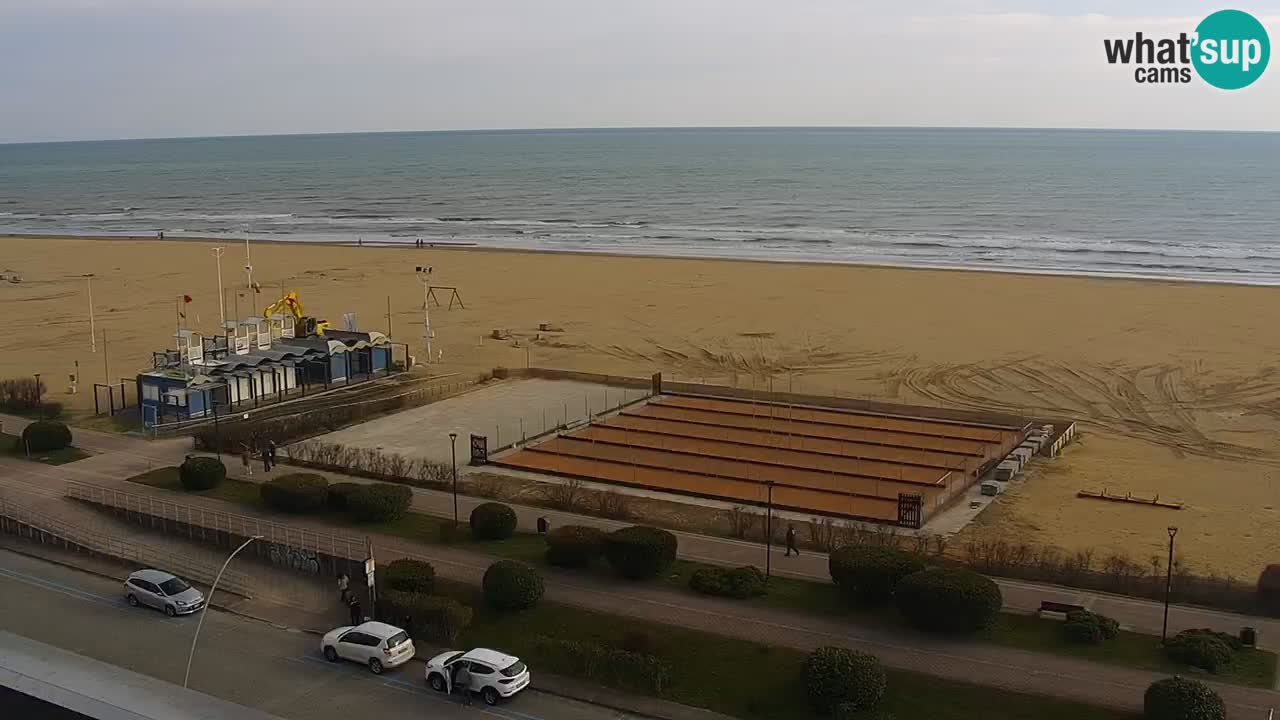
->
3, 231, 1274, 291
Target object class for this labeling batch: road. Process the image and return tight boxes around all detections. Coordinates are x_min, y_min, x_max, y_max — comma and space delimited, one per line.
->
0, 549, 631, 720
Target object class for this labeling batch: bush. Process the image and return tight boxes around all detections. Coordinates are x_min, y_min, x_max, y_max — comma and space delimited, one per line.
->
179, 456, 226, 491
689, 566, 767, 599
380, 590, 473, 643
803, 646, 887, 714
545, 525, 606, 568
259, 474, 329, 513
482, 560, 545, 610
1063, 610, 1120, 644
20, 420, 72, 453
1164, 630, 1236, 672
469, 502, 517, 540
0, 378, 61, 417
604, 526, 678, 580
384, 558, 435, 594
326, 482, 361, 511
346, 483, 412, 522
1258, 564, 1280, 616
893, 567, 1002, 634
829, 546, 926, 604
532, 635, 672, 693
1143, 676, 1226, 720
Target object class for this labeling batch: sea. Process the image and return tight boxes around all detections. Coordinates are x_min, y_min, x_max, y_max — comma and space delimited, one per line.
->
2, 127, 1278, 285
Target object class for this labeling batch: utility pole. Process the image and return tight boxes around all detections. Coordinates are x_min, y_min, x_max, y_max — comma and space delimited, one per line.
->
243, 235, 256, 316
212, 247, 226, 325
415, 266, 433, 365
84, 274, 96, 353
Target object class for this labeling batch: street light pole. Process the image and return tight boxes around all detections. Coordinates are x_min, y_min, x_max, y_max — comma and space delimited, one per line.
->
213, 247, 226, 325
184, 534, 262, 688
449, 432, 459, 526
1162, 526, 1178, 643
765, 480, 776, 581
84, 274, 96, 353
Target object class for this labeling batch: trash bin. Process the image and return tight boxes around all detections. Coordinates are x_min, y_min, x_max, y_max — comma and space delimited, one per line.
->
1240, 626, 1257, 648
537, 517, 549, 534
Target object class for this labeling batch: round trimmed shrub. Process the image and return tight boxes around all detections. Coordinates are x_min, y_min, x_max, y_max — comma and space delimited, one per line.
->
1164, 630, 1235, 673
1258, 564, 1280, 617
469, 502, 517, 540
21, 420, 72, 453
689, 566, 767, 599
803, 646, 887, 714
893, 567, 1002, 634
604, 526, 678, 580
346, 483, 413, 522
327, 482, 362, 511
829, 545, 926, 604
482, 560, 545, 611
1143, 676, 1225, 720
1063, 610, 1120, 644
179, 456, 226, 491
259, 473, 329, 513
385, 558, 435, 594
545, 525, 606, 568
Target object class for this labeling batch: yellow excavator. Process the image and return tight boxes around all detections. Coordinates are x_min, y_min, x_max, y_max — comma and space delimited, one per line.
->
262, 291, 330, 336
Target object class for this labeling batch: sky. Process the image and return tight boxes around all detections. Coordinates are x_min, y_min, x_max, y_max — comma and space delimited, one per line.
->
0, 0, 1277, 142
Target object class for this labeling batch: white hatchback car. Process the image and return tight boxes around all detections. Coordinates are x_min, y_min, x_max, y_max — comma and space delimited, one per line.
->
321, 621, 415, 675
425, 648, 531, 706
124, 569, 206, 617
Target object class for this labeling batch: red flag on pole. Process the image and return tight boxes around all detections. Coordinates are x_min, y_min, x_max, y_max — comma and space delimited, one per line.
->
183, 295, 193, 303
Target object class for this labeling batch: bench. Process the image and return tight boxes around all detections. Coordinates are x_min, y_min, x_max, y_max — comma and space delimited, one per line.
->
1039, 600, 1086, 619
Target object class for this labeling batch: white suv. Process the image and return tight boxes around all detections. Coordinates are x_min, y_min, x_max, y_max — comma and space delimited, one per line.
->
425, 648, 531, 706
321, 621, 415, 674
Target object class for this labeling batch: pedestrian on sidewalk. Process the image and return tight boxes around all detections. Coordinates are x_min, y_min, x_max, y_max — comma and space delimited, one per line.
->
267, 439, 278, 469
337, 573, 350, 604
348, 596, 362, 626
240, 444, 252, 477
785, 524, 800, 557
453, 663, 472, 705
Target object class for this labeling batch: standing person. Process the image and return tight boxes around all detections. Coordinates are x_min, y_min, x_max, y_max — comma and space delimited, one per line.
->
267, 439, 278, 469
453, 662, 472, 705
348, 596, 362, 626
262, 445, 271, 472
785, 524, 800, 557
337, 573, 350, 604
240, 444, 252, 477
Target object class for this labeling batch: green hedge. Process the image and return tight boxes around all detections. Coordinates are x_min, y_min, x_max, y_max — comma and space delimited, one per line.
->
828, 546, 925, 604
327, 482, 362, 511
803, 646, 887, 714
380, 589, 473, 644
21, 420, 72, 453
384, 558, 435, 594
346, 483, 413, 522
179, 456, 226, 491
482, 560, 545, 611
1062, 610, 1120, 645
1143, 676, 1225, 720
893, 567, 1002, 634
1164, 629, 1237, 673
259, 474, 329, 513
469, 502, 517, 540
689, 566, 766, 599
604, 526, 678, 580
545, 525, 606, 568
532, 635, 672, 694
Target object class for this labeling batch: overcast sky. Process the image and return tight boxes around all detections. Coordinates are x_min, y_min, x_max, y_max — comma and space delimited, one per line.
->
0, 0, 1276, 142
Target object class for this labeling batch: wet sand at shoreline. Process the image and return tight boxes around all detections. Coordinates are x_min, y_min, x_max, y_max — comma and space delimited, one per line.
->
2, 234, 1278, 578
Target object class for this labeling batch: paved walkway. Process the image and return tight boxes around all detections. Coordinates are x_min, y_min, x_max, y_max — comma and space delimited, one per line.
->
3, 413, 1279, 718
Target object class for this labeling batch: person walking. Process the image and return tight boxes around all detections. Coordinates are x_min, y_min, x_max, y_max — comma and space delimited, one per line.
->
267, 439, 278, 469
785, 524, 800, 557
262, 445, 271, 472
348, 596, 362, 626
453, 662, 472, 705
240, 444, 252, 477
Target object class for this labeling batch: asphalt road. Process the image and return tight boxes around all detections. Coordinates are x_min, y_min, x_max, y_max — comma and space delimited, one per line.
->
0, 549, 630, 720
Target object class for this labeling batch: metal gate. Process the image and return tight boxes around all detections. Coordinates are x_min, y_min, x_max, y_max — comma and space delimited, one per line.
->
897, 493, 923, 529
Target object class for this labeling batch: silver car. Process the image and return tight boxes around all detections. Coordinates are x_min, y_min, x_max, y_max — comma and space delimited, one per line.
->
124, 569, 206, 617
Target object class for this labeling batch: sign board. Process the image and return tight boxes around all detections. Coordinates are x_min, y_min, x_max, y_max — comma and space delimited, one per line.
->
364, 558, 375, 587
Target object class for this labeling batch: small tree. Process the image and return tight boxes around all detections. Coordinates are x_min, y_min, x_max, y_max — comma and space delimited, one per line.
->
346, 483, 412, 522
179, 456, 226, 491
259, 474, 329, 513
545, 525, 606, 568
1164, 630, 1236, 673
470, 502, 518, 540
385, 558, 435, 594
1063, 610, 1120, 645
604, 526, 678, 580
689, 566, 767, 599
829, 545, 925, 604
482, 560, 545, 611
803, 646, 887, 714
893, 567, 1002, 634
21, 420, 73, 453
1143, 676, 1226, 720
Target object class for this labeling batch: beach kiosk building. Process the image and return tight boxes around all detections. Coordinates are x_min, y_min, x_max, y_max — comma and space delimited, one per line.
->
136, 314, 398, 429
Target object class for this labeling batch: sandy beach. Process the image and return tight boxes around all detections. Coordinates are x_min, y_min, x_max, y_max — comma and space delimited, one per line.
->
2, 234, 1279, 578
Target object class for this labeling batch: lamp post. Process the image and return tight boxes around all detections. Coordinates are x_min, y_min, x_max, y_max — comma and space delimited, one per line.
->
83, 274, 96, 353
212, 247, 226, 325
184, 534, 262, 688
1162, 526, 1178, 644
449, 432, 459, 526
764, 480, 776, 581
